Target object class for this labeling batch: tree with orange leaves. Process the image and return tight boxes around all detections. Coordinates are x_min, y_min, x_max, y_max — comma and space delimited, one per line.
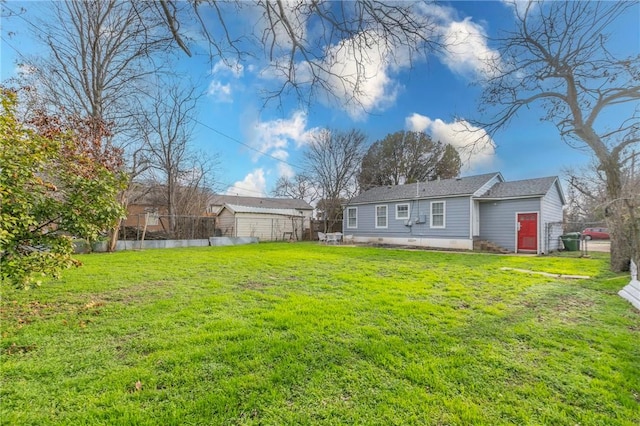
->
0, 89, 126, 288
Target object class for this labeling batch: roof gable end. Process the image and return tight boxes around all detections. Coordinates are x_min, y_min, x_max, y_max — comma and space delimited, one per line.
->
477, 176, 561, 200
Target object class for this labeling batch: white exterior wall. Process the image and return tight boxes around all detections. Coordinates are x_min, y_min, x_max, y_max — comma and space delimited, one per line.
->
235, 213, 304, 241
351, 236, 473, 250
217, 208, 308, 241
217, 209, 237, 236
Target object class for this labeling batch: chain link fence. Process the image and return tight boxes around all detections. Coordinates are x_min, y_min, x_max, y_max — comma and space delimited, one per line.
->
120, 214, 216, 241
121, 214, 324, 242
556, 221, 610, 257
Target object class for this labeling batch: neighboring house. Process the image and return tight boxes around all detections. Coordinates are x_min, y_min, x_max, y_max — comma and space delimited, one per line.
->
343, 172, 566, 254
209, 196, 314, 241
123, 185, 168, 233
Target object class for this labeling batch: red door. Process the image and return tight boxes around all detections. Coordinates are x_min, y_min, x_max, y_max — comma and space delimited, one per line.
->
517, 213, 538, 252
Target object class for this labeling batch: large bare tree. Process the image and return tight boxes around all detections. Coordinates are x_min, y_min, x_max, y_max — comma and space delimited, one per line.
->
303, 129, 366, 231
271, 173, 318, 204
15, 0, 178, 249
25, 1, 172, 136
137, 81, 217, 235
477, 0, 640, 271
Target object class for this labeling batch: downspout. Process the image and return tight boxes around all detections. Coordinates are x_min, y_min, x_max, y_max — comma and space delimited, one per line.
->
469, 198, 473, 241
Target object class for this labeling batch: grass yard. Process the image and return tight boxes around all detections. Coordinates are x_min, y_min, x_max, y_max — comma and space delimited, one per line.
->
1, 243, 639, 425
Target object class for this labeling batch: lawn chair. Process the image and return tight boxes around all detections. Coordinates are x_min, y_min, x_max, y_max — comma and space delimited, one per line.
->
318, 232, 327, 243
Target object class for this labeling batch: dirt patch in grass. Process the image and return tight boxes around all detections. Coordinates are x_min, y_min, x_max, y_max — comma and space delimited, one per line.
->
1, 300, 73, 326
552, 296, 595, 311
522, 295, 596, 324
3, 342, 37, 355
1, 298, 108, 332
240, 281, 271, 290
101, 281, 175, 305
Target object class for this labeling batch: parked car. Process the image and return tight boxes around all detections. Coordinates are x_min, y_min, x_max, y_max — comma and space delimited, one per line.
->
581, 227, 609, 240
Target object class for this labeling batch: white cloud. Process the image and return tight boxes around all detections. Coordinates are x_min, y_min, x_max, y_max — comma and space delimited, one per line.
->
247, 110, 321, 161
277, 163, 295, 180
260, 4, 430, 120
257, 2, 499, 117
208, 60, 245, 103
405, 113, 496, 172
226, 169, 267, 196
238, 110, 320, 183
253, 0, 308, 54
501, 0, 537, 18
306, 4, 498, 117
318, 31, 403, 120
415, 2, 501, 80
212, 60, 244, 78
271, 149, 289, 161
439, 18, 501, 79
406, 113, 432, 133
207, 80, 233, 103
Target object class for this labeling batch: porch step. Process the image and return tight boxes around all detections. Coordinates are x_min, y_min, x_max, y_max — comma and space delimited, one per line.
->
473, 240, 509, 254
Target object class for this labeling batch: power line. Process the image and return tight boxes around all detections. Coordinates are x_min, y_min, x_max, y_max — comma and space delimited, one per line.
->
190, 116, 307, 174
1, 5, 314, 189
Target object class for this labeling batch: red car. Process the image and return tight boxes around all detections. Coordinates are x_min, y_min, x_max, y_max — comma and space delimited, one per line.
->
581, 227, 609, 240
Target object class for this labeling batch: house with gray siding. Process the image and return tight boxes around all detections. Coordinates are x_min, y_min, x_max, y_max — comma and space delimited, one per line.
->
343, 172, 566, 254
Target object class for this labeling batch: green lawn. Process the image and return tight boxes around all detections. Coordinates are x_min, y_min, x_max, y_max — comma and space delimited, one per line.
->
1, 243, 639, 425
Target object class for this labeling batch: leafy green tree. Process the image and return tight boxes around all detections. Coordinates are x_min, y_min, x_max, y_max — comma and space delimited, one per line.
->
434, 144, 463, 180
0, 89, 126, 288
358, 131, 461, 191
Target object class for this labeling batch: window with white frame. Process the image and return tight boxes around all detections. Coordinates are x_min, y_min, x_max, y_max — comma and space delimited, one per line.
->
375, 205, 388, 228
430, 201, 445, 228
347, 207, 358, 228
396, 203, 409, 220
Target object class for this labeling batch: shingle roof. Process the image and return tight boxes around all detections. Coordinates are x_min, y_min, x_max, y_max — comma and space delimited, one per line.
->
209, 195, 312, 210
349, 173, 500, 204
477, 176, 559, 199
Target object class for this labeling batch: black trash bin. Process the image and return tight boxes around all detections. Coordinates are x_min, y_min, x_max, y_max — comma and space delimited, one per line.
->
560, 232, 581, 251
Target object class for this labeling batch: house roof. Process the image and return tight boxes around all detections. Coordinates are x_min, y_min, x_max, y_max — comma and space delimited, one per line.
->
127, 184, 165, 206
209, 195, 313, 211
348, 172, 501, 204
223, 203, 306, 217
477, 176, 563, 202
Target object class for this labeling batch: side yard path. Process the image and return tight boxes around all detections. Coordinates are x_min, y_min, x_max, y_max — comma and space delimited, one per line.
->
1, 243, 638, 425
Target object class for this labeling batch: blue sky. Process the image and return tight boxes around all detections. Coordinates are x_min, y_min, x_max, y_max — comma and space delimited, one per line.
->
2, 1, 639, 198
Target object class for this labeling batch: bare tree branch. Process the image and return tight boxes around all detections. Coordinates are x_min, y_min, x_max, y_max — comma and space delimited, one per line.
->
477, 0, 640, 271
158, 0, 440, 111
303, 129, 366, 231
